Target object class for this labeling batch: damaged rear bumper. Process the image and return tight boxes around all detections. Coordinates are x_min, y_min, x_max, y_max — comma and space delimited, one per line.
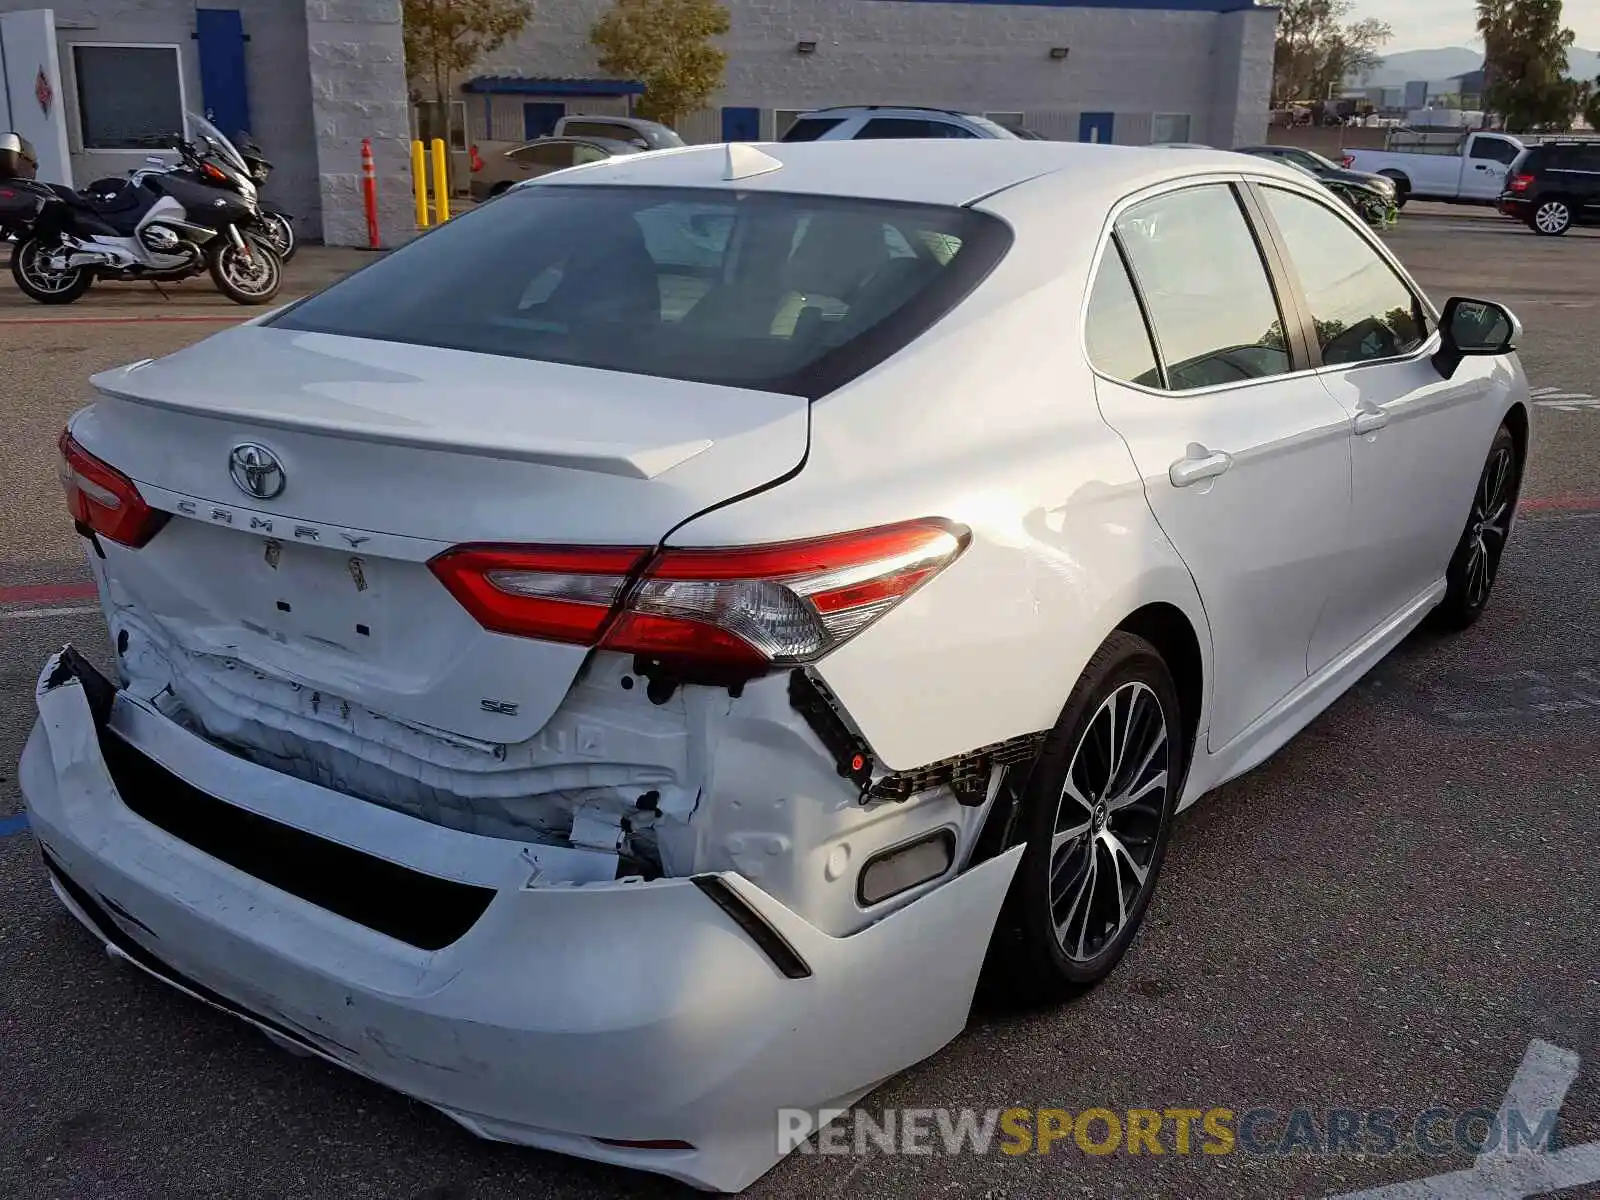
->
20, 648, 1022, 1193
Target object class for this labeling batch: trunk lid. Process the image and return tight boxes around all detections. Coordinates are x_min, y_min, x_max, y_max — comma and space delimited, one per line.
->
78, 325, 809, 743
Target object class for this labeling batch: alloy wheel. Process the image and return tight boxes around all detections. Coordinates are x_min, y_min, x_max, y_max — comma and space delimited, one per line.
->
1535, 201, 1571, 234
18, 240, 83, 295
1462, 442, 1516, 610
1047, 681, 1171, 963
219, 242, 277, 297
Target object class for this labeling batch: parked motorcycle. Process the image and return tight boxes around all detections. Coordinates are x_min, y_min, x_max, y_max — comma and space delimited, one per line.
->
2, 130, 281, 306
84, 112, 295, 264
232, 130, 296, 263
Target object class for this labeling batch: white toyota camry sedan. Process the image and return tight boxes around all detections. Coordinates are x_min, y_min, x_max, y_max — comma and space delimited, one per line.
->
23, 138, 1528, 1191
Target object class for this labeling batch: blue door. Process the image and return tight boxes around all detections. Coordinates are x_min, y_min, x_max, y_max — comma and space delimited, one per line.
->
721, 106, 761, 142
1079, 112, 1115, 144
195, 9, 252, 140
523, 102, 564, 140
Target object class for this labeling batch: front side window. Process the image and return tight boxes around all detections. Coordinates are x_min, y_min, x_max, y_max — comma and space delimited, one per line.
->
72, 45, 184, 150
1470, 137, 1521, 164
272, 186, 1010, 397
1260, 187, 1429, 367
1113, 185, 1292, 392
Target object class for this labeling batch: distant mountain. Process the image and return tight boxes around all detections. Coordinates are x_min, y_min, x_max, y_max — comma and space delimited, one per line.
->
1356, 45, 1600, 87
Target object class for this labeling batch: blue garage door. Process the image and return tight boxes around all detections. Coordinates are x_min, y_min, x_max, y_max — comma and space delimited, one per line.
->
523, 102, 564, 140
1079, 112, 1115, 144
195, 9, 252, 140
721, 106, 761, 142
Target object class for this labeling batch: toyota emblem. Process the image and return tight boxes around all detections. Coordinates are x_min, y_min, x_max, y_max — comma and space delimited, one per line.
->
228, 443, 286, 500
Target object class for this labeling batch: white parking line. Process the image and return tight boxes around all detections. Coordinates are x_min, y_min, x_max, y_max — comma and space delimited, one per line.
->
1326, 1040, 1595, 1200
1529, 386, 1598, 412
0, 605, 101, 621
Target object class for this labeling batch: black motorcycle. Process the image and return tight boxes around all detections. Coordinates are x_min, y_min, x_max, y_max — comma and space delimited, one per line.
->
2, 130, 282, 306
84, 112, 295, 265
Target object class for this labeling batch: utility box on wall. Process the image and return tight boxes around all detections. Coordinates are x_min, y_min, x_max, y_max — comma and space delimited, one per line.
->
0, 8, 73, 185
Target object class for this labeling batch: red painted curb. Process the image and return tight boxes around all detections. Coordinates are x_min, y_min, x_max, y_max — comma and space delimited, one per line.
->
0, 582, 97, 605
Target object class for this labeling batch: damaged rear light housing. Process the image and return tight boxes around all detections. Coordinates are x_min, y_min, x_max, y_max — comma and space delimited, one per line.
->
58, 429, 167, 549
430, 519, 970, 675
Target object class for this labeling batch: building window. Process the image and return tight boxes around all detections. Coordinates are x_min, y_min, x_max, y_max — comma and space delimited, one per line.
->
984, 112, 1025, 130
774, 109, 806, 139
450, 100, 468, 151
1151, 113, 1192, 144
72, 44, 185, 151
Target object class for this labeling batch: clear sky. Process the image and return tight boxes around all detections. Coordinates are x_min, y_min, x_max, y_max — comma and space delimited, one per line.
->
1348, 0, 1600, 52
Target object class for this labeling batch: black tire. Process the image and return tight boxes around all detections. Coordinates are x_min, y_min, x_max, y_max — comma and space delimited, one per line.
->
9, 234, 93, 305
257, 212, 297, 263
987, 631, 1186, 1004
1432, 424, 1522, 631
1530, 198, 1573, 236
207, 234, 282, 305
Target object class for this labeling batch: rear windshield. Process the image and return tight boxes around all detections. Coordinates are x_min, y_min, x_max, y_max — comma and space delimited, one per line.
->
271, 185, 1011, 397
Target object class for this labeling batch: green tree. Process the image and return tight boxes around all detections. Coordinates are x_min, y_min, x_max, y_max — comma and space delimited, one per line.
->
1477, 0, 1580, 131
1272, 0, 1393, 107
1585, 77, 1600, 130
403, 0, 533, 155
590, 0, 730, 127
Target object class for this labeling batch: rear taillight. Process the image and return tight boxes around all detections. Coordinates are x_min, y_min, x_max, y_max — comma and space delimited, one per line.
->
1509, 173, 1534, 193
429, 519, 969, 675
1340, 155, 1355, 168
58, 429, 166, 548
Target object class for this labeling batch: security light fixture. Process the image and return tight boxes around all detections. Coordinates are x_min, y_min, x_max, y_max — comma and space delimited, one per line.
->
1049, 46, 1070, 61
797, 40, 817, 55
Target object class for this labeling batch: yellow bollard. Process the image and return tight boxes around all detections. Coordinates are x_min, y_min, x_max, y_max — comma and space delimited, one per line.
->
411, 140, 429, 228
430, 138, 450, 223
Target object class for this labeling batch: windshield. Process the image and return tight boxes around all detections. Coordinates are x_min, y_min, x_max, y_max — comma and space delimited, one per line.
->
187, 110, 247, 171
271, 185, 1012, 397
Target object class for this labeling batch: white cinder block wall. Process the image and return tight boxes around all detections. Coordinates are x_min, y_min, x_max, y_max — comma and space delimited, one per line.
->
468, 0, 1275, 148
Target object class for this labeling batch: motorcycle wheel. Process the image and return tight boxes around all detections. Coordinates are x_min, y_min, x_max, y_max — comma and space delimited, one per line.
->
257, 212, 296, 264
9, 234, 94, 305
207, 235, 283, 305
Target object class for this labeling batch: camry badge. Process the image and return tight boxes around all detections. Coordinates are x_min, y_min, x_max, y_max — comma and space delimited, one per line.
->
228, 442, 286, 500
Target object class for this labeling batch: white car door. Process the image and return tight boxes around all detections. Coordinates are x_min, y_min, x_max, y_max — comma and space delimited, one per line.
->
1253, 183, 1507, 670
1088, 182, 1355, 752
1462, 134, 1521, 200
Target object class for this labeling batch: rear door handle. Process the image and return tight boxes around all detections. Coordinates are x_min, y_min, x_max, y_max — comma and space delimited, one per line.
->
1168, 446, 1233, 488
1353, 407, 1390, 435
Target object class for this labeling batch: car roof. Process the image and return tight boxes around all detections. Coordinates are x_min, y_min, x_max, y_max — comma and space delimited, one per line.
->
533, 139, 1310, 208
512, 135, 642, 154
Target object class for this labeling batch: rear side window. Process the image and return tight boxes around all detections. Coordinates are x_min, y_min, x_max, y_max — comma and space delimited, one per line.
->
271, 186, 1011, 398
856, 118, 977, 139
561, 120, 642, 145
1113, 185, 1292, 392
1085, 245, 1160, 387
779, 117, 844, 142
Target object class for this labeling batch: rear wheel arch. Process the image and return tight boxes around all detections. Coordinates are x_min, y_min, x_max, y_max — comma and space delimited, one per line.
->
1114, 602, 1204, 768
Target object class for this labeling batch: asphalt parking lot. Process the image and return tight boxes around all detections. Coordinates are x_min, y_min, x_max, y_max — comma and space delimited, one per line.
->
2, 205, 1597, 1200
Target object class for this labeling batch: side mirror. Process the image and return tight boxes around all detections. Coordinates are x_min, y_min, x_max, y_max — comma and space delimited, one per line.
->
1434, 296, 1520, 379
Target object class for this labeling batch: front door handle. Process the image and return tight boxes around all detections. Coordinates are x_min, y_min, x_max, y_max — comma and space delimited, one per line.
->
1353, 407, 1390, 435
1169, 445, 1233, 488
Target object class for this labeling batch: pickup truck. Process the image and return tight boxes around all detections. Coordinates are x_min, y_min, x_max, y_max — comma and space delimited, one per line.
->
1343, 131, 1525, 206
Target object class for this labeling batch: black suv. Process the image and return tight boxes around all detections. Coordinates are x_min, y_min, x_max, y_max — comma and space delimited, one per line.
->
1500, 141, 1600, 236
